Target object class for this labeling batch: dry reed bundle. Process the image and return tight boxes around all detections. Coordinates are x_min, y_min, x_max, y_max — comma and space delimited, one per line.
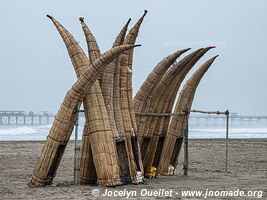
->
82, 83, 121, 186
28, 19, 139, 186
80, 130, 97, 184
145, 47, 215, 169
119, 11, 147, 183
101, 18, 131, 139
44, 15, 98, 184
133, 49, 190, 134
121, 10, 147, 134
79, 18, 125, 186
157, 55, 218, 175
141, 48, 204, 172
113, 20, 131, 138
44, 16, 120, 186
119, 56, 138, 182
101, 19, 136, 184
161, 47, 216, 136
79, 18, 108, 184
80, 18, 101, 80
139, 48, 203, 140
81, 17, 144, 185
110, 23, 135, 183
45, 15, 87, 77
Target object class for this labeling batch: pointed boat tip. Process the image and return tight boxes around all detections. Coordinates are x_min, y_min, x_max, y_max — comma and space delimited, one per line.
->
134, 44, 142, 48
46, 15, 53, 19
197, 47, 204, 52
140, 10, 148, 18
207, 45, 216, 49
209, 55, 219, 62
126, 18, 132, 25
79, 17, 84, 22
179, 47, 191, 53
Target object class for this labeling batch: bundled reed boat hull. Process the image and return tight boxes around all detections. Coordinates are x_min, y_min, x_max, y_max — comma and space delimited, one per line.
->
146, 47, 215, 172
28, 34, 139, 186
157, 56, 218, 175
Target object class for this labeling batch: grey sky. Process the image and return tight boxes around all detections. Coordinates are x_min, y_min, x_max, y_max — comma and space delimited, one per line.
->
0, 0, 266, 115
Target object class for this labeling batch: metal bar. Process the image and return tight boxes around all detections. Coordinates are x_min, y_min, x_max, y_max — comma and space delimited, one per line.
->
74, 109, 80, 185
183, 121, 189, 176
74, 111, 79, 149
135, 112, 186, 116
135, 109, 228, 117
190, 109, 227, 115
225, 110, 229, 171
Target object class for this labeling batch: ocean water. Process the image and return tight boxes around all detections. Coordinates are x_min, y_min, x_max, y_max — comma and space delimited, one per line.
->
0, 118, 266, 141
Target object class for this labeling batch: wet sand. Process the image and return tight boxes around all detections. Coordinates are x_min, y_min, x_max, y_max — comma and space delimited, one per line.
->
0, 139, 266, 199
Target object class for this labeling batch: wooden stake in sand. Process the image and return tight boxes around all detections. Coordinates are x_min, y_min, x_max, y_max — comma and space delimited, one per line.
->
74, 110, 80, 184
225, 109, 229, 172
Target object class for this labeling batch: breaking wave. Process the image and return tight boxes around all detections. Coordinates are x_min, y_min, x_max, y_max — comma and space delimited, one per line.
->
0, 124, 266, 141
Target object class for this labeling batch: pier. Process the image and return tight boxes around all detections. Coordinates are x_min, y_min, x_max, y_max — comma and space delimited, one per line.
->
0, 111, 55, 126
189, 113, 267, 126
0, 110, 266, 126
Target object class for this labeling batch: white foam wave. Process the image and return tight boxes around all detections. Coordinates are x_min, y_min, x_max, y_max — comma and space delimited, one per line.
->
0, 125, 266, 141
191, 128, 267, 134
0, 126, 37, 136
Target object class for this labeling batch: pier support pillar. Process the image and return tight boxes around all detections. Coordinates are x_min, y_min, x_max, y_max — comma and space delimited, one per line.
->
39, 116, 42, 125
16, 116, 18, 125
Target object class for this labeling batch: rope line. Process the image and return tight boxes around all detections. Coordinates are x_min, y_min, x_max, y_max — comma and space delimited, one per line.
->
135, 109, 229, 117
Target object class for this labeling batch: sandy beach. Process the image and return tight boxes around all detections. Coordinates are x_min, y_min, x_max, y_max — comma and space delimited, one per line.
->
0, 139, 266, 199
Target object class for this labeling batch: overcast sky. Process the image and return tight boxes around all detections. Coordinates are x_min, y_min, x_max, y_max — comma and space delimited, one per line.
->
0, 0, 266, 115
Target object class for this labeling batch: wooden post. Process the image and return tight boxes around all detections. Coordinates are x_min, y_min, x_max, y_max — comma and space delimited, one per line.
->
74, 109, 80, 185
183, 118, 189, 176
225, 110, 229, 172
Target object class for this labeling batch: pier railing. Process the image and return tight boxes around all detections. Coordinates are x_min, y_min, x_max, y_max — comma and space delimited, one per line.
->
1, 110, 266, 126
0, 111, 55, 125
